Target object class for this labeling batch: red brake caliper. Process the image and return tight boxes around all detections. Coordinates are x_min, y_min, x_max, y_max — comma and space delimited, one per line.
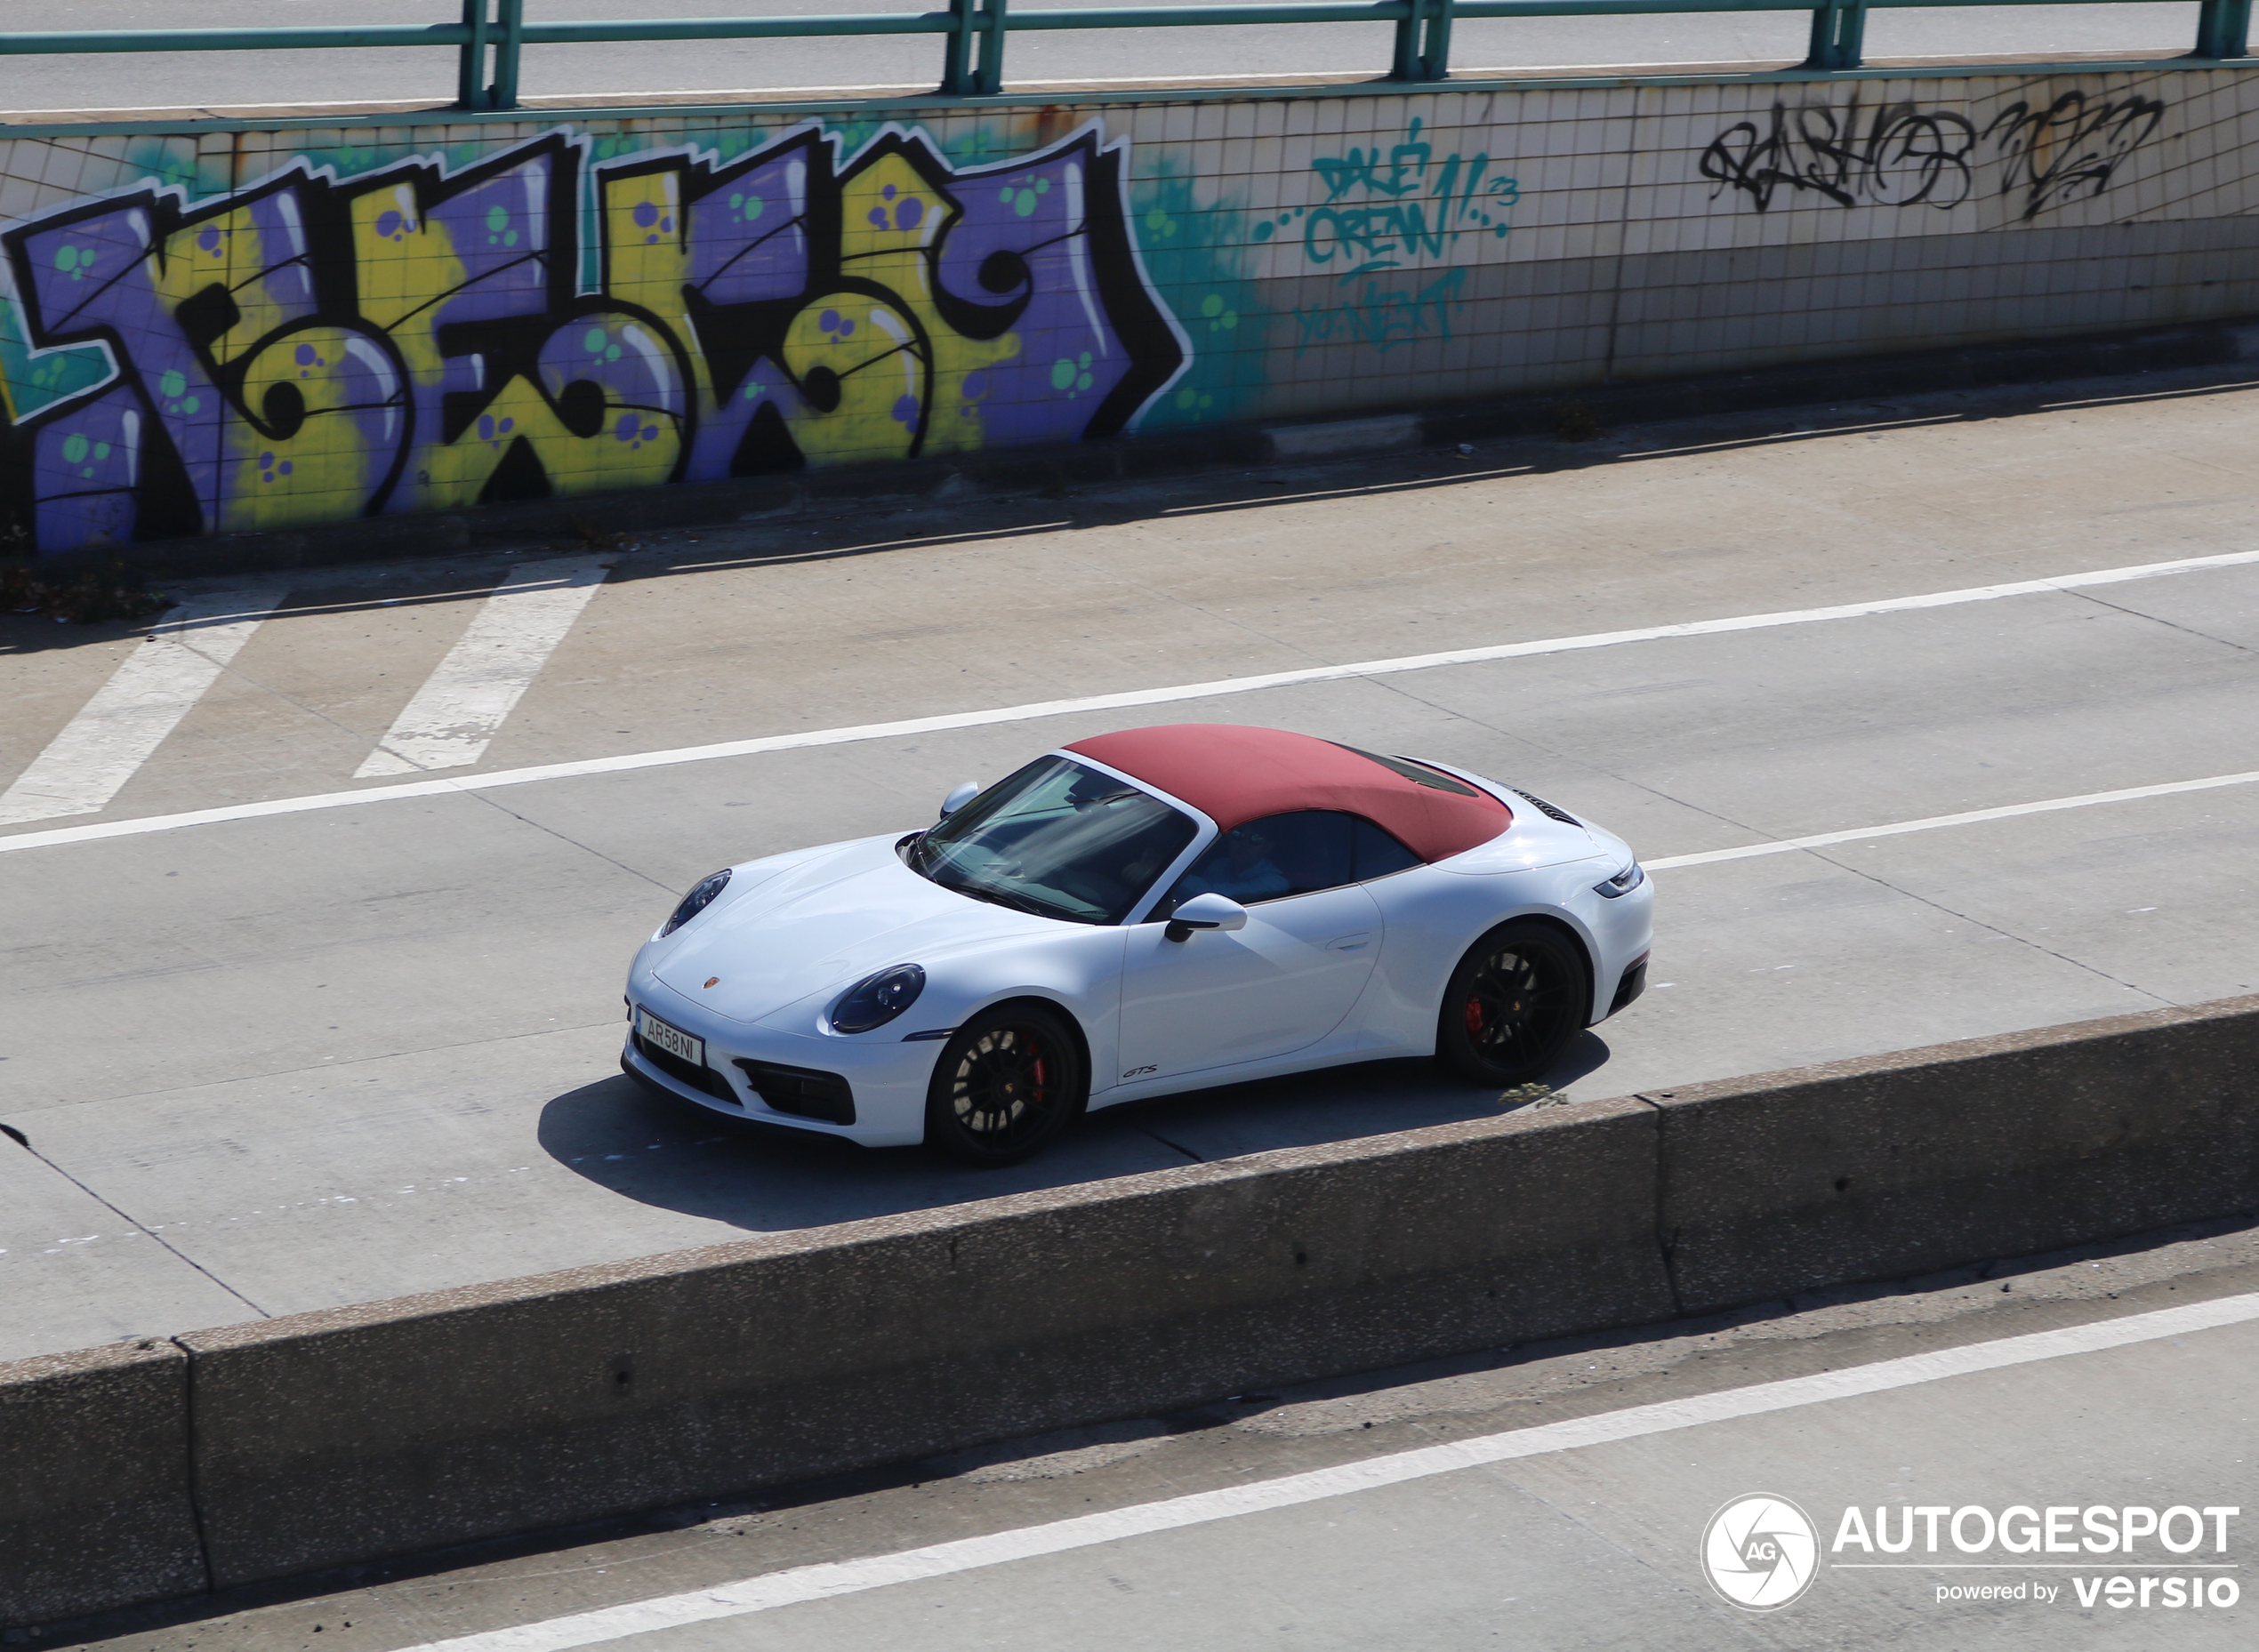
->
1464, 997, 1483, 1037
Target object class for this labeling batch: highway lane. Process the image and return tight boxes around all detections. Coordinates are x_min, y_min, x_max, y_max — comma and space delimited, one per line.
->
0, 2, 2206, 116
44, 1199, 2259, 1650
4, 368, 2259, 1362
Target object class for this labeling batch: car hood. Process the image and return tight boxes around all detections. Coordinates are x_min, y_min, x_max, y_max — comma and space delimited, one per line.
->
648, 833, 1054, 1024
1435, 816, 1609, 875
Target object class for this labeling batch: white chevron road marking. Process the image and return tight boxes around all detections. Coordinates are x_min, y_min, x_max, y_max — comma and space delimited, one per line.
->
354, 556, 611, 777
0, 589, 282, 827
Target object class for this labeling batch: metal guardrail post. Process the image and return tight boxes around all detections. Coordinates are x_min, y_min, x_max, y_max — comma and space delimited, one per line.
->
940, 0, 1007, 94
941, 0, 977, 92
1423, 0, 1454, 78
1805, 0, 1866, 68
977, 0, 1008, 94
1391, 0, 1451, 81
491, 0, 525, 108
1391, 0, 1420, 79
2197, 0, 2252, 57
457, 0, 492, 108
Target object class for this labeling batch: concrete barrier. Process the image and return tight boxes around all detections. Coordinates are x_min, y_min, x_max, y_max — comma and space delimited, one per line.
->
177, 1095, 1670, 1585
1649, 995, 2259, 1314
0, 1340, 205, 1625
6, 995, 2258, 1628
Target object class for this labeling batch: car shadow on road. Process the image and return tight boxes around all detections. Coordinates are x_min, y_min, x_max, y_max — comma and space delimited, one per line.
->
535, 1031, 1614, 1235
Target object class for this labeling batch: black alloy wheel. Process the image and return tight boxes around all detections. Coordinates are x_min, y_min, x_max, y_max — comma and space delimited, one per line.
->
1436, 920, 1590, 1085
924, 1003, 1086, 1164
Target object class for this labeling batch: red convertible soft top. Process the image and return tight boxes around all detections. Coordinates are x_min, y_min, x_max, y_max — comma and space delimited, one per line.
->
1065, 724, 1511, 862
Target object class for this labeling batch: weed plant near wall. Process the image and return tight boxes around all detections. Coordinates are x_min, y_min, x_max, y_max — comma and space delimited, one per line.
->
1, 560, 172, 624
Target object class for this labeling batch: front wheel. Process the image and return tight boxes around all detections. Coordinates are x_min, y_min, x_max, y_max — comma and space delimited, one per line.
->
924, 1002, 1087, 1165
1436, 920, 1590, 1085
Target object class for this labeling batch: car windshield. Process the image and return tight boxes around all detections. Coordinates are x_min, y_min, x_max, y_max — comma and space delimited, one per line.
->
907, 757, 1198, 925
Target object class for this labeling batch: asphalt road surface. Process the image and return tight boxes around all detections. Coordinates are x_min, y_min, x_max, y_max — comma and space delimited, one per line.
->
0, 2, 2208, 116
5, 362, 2259, 1367
42, 1213, 2259, 1649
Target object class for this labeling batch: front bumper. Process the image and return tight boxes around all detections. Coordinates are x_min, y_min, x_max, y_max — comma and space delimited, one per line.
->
1579, 869, 1655, 1027
621, 964, 940, 1147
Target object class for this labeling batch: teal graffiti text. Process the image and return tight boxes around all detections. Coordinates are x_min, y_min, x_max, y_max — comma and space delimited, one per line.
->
1281, 118, 1516, 275
1293, 266, 1467, 356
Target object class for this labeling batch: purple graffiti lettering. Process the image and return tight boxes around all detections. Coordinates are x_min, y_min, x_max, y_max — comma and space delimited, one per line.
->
3, 125, 1181, 552
2, 174, 411, 549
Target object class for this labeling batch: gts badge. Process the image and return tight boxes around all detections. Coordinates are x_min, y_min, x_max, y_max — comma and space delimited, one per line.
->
1121, 1064, 1158, 1079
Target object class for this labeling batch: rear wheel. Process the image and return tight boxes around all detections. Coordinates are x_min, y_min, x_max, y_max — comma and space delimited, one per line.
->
1436, 920, 1589, 1085
924, 1002, 1086, 1165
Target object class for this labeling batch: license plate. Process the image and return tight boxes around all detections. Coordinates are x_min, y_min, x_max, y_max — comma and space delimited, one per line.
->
635, 1006, 704, 1067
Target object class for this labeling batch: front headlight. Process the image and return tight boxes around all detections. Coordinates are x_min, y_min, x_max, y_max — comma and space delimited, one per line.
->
1594, 862, 1645, 898
832, 964, 926, 1034
661, 869, 731, 935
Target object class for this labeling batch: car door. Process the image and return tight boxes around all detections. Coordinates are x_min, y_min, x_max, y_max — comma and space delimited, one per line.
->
1114, 811, 1381, 1081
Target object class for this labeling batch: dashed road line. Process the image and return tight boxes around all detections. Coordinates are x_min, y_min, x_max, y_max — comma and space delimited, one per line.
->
1643, 769, 2259, 871
3, 545, 2257, 854
0, 589, 282, 827
355, 556, 611, 777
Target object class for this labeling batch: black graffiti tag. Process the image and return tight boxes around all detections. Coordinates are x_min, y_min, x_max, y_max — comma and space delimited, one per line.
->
1699, 100, 1977, 213
1984, 92, 2166, 221
1700, 91, 2166, 220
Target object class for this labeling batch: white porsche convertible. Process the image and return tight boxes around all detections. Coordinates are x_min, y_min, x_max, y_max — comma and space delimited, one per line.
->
622, 724, 1652, 1163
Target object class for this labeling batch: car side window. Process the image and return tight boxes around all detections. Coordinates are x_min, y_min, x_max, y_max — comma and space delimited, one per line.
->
1154, 810, 1357, 918
1353, 816, 1424, 880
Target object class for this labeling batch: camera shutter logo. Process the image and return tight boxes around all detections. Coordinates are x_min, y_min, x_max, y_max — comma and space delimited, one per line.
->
1702, 1495, 1820, 1610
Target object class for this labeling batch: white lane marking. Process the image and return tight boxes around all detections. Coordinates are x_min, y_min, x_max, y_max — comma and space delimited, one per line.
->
400, 1289, 2259, 1651
3, 543, 2257, 854
1644, 768, 2259, 872
0, 590, 281, 827
354, 557, 610, 778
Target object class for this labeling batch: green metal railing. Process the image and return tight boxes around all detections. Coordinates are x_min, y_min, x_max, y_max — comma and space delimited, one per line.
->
0, 0, 2245, 114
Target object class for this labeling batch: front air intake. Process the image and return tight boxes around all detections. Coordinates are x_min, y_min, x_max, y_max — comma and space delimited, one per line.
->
633, 1034, 736, 1103
1611, 956, 1650, 1014
734, 1059, 856, 1126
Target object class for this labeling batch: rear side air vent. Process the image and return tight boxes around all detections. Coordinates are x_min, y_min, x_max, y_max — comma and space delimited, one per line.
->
1512, 789, 1581, 827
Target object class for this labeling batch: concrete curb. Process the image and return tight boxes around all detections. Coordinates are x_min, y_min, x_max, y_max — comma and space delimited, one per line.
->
1650, 999, 2259, 1312
4, 993, 2256, 1627
12, 317, 2251, 585
0, 1341, 205, 1628
176, 1094, 1671, 1587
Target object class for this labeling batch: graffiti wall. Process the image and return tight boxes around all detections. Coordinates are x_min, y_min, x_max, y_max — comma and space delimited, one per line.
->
3, 65, 2255, 553
0, 120, 1186, 551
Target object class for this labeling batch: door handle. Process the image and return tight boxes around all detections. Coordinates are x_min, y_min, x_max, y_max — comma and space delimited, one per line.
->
1327, 933, 1373, 951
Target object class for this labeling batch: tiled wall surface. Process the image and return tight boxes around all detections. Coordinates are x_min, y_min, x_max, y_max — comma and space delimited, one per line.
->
1, 65, 2250, 552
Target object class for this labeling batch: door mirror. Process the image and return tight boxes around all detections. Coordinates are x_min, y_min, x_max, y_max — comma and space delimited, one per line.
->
1164, 891, 1248, 942
939, 780, 982, 818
